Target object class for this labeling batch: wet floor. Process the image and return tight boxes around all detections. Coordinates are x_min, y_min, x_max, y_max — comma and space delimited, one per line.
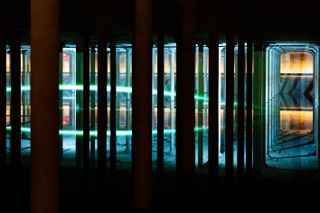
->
14, 93, 320, 172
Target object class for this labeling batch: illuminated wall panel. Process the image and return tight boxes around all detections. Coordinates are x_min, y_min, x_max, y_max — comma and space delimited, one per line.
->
280, 52, 313, 74
280, 110, 313, 131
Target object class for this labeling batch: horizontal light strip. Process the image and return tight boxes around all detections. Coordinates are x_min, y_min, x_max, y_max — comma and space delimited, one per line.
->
6, 126, 208, 136
6, 85, 246, 105
6, 84, 210, 101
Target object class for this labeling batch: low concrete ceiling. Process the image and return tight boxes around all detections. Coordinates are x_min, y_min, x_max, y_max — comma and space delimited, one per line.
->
1, 0, 320, 44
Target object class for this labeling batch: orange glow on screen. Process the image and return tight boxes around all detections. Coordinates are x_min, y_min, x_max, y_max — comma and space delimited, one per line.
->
280, 52, 313, 74
280, 110, 313, 131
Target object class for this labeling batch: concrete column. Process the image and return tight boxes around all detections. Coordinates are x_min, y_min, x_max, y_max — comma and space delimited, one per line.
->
253, 43, 264, 175
170, 48, 175, 152
125, 48, 131, 152
176, 0, 196, 174
0, 29, 6, 177
269, 49, 271, 152
116, 48, 121, 136
30, 0, 60, 212
246, 40, 253, 177
133, 0, 153, 208
10, 37, 21, 169
21, 50, 26, 127
76, 45, 84, 167
176, 0, 196, 209
157, 35, 164, 173
152, 49, 156, 133
90, 46, 96, 163
234, 45, 238, 144
225, 32, 234, 179
208, 14, 219, 178
97, 33, 107, 176
260, 46, 267, 170
110, 38, 117, 171
237, 35, 245, 178
58, 44, 63, 162
83, 37, 90, 170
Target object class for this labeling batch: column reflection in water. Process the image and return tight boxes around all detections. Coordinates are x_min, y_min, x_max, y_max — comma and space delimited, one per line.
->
265, 44, 319, 170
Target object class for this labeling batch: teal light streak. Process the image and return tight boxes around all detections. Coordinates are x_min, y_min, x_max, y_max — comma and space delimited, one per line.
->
5, 85, 249, 105
7, 84, 247, 109
194, 94, 208, 101
6, 126, 208, 136
7, 84, 212, 101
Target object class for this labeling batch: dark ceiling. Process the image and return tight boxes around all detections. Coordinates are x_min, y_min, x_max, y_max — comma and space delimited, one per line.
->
1, 0, 320, 44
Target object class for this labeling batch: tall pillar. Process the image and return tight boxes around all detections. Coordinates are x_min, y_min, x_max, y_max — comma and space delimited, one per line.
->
152, 49, 156, 133
76, 45, 84, 167
225, 32, 234, 179
157, 35, 164, 173
237, 34, 245, 178
125, 48, 131, 152
58, 44, 63, 162
197, 44, 204, 170
21, 50, 26, 127
97, 33, 107, 177
0, 29, 6, 178
10, 37, 21, 169
133, 0, 153, 208
170, 48, 175, 153
176, 0, 196, 209
253, 43, 264, 175
110, 38, 117, 171
260, 45, 266, 170
246, 40, 253, 177
208, 14, 219, 178
176, 0, 196, 174
31, 0, 60, 212
116, 46, 121, 142
83, 37, 90, 170
90, 46, 96, 163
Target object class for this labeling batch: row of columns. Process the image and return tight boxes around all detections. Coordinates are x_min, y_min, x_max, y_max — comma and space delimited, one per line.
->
0, 34, 257, 210
0, 1, 258, 212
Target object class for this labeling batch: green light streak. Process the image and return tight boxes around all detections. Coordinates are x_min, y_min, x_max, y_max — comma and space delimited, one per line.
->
6, 126, 208, 136
194, 94, 208, 101
6, 84, 212, 101
7, 85, 251, 105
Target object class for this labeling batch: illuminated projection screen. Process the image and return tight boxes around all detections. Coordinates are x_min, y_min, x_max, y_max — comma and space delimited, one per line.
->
280, 52, 313, 74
